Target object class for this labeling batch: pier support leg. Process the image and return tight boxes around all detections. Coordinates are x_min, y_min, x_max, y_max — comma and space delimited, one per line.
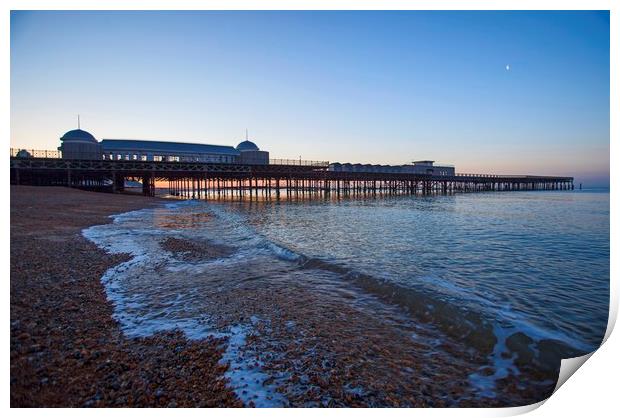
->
112, 172, 124, 193
142, 174, 152, 196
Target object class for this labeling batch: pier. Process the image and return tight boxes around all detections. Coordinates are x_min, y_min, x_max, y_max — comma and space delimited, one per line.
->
10, 149, 574, 199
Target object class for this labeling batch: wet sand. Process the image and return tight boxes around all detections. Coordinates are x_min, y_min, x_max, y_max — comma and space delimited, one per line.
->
10, 186, 240, 407
161, 237, 235, 262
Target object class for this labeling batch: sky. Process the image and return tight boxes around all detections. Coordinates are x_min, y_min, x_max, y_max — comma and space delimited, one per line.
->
10, 11, 610, 186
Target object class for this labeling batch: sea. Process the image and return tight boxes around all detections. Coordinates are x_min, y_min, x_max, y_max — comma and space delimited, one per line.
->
82, 188, 609, 406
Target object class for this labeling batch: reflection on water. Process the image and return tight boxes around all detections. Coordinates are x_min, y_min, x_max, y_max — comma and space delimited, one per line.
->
83, 189, 609, 407
224, 190, 609, 352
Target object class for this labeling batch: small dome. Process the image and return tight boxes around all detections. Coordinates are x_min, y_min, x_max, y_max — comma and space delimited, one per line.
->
61, 129, 97, 143
16, 149, 32, 158
236, 140, 259, 151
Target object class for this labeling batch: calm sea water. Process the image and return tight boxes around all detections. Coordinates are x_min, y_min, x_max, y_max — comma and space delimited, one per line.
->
83, 188, 609, 405
221, 189, 609, 351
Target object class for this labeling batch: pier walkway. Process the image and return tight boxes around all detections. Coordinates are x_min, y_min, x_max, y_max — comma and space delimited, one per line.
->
10, 152, 574, 198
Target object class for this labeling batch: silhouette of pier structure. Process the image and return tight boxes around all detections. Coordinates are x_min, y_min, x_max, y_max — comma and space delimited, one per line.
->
10, 150, 574, 198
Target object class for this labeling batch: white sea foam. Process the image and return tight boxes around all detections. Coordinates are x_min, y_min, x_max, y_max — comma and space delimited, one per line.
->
468, 324, 520, 398
221, 323, 288, 407
82, 202, 289, 406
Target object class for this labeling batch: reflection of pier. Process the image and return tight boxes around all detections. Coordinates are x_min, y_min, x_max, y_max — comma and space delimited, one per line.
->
10, 152, 574, 198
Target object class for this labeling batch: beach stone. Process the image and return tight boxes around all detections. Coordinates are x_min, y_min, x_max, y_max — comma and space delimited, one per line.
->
160, 237, 234, 261
506, 332, 535, 366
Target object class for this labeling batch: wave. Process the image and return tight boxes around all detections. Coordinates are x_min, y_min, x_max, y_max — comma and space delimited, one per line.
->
294, 256, 591, 398
204, 202, 592, 366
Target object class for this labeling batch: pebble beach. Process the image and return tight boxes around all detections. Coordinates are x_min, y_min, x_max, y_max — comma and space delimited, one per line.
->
10, 186, 240, 407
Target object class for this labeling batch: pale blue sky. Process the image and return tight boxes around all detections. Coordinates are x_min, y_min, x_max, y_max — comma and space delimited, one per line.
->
10, 11, 609, 185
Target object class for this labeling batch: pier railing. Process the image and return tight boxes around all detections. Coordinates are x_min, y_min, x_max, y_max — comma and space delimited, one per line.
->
10, 148, 61, 159
269, 158, 329, 167
456, 173, 503, 178
455, 173, 571, 179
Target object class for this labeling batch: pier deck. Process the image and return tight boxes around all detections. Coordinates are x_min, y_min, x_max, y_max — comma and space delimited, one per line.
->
10, 156, 574, 198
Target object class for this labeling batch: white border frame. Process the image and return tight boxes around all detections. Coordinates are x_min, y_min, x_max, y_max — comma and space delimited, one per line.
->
3, 2, 616, 417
